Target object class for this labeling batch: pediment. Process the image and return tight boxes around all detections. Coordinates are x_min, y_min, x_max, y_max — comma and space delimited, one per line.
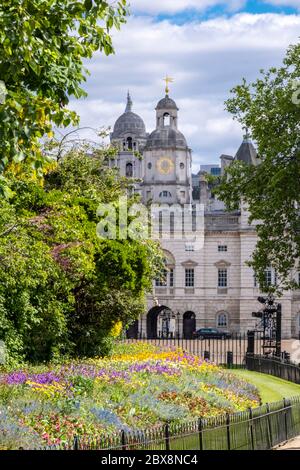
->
214, 259, 231, 268
181, 259, 198, 267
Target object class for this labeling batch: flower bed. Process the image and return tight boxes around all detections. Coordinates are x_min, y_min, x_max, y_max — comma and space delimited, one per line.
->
0, 344, 260, 449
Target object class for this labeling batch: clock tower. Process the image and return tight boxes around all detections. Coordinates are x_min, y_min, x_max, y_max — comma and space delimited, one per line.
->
142, 93, 192, 205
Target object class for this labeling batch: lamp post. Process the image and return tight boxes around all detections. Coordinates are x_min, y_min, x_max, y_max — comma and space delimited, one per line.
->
176, 312, 181, 339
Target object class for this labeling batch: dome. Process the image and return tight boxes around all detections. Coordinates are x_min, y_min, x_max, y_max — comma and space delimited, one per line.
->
156, 95, 178, 111
145, 127, 187, 149
112, 111, 146, 139
111, 92, 146, 139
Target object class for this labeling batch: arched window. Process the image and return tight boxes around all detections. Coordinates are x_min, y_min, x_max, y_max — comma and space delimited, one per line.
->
126, 162, 133, 177
163, 113, 171, 126
159, 191, 172, 198
126, 137, 133, 150
217, 312, 228, 328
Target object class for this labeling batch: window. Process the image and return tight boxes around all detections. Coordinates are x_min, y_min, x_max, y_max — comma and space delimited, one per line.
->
298, 272, 300, 286
211, 167, 221, 176
170, 212, 174, 235
156, 269, 167, 287
185, 268, 194, 287
265, 268, 272, 286
217, 313, 228, 328
126, 137, 133, 150
155, 269, 174, 288
147, 162, 152, 170
126, 162, 133, 177
254, 273, 258, 287
185, 244, 194, 252
180, 163, 185, 169
159, 191, 172, 198
169, 269, 174, 287
218, 269, 227, 288
218, 245, 227, 252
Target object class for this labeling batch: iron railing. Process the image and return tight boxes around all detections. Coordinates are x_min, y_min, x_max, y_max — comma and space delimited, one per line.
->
48, 396, 300, 450
122, 334, 264, 367
246, 354, 300, 385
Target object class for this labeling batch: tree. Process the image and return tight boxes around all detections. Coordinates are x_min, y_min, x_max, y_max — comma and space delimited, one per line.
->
215, 42, 300, 294
0, 148, 164, 363
0, 0, 128, 193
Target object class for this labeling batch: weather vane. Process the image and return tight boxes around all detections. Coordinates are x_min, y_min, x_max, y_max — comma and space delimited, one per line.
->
163, 75, 174, 95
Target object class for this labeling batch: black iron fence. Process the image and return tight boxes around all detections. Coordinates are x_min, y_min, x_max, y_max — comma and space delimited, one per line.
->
122, 334, 264, 367
51, 397, 300, 450
246, 355, 300, 385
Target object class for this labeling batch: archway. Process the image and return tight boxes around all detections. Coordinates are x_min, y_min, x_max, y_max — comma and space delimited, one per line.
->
126, 320, 139, 339
183, 311, 196, 339
147, 306, 174, 339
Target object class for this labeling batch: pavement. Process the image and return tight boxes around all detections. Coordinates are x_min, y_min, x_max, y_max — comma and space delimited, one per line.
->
274, 437, 300, 450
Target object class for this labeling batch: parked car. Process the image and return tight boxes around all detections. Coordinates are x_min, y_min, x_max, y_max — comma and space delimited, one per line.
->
193, 328, 231, 340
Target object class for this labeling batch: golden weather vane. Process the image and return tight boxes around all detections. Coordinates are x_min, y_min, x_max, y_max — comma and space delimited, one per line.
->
163, 75, 174, 95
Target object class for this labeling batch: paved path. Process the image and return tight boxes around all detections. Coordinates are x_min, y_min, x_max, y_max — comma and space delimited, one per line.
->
275, 437, 300, 450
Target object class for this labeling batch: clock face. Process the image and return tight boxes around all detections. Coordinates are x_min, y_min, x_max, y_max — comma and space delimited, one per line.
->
156, 157, 174, 175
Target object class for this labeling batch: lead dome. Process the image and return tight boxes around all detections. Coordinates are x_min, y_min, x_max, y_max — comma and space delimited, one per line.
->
111, 92, 146, 139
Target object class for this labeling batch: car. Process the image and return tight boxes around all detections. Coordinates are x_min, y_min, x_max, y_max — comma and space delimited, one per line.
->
193, 328, 232, 340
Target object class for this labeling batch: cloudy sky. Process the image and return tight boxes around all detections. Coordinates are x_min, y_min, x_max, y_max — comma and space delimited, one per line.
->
69, 0, 300, 172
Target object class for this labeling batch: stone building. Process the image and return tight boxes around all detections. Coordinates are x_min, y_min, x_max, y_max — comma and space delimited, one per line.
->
110, 92, 300, 339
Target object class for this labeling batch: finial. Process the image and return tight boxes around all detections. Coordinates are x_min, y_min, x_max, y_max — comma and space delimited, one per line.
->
163, 75, 174, 95
125, 91, 132, 112
243, 126, 251, 142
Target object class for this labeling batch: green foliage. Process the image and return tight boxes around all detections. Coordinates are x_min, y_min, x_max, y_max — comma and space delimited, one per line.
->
0, 0, 129, 193
0, 149, 163, 363
215, 43, 300, 293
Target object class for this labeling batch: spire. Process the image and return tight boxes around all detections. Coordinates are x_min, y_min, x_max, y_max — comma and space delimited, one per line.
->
235, 128, 258, 165
125, 91, 133, 112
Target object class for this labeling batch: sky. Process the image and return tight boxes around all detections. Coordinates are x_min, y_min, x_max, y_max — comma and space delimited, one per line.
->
69, 0, 300, 172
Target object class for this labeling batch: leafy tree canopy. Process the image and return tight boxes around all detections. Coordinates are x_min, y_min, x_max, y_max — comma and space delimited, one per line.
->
0, 148, 164, 364
215, 42, 300, 294
0, 0, 128, 192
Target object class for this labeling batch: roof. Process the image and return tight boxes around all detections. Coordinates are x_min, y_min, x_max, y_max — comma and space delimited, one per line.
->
156, 95, 178, 111
235, 140, 258, 165
112, 92, 146, 139
145, 127, 187, 149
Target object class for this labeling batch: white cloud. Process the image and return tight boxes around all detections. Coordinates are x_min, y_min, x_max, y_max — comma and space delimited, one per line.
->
69, 13, 300, 171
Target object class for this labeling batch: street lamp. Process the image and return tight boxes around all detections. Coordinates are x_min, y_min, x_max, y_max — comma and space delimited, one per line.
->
176, 312, 181, 339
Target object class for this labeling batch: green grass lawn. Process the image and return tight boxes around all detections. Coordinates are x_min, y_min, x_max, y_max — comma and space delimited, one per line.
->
230, 369, 300, 403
